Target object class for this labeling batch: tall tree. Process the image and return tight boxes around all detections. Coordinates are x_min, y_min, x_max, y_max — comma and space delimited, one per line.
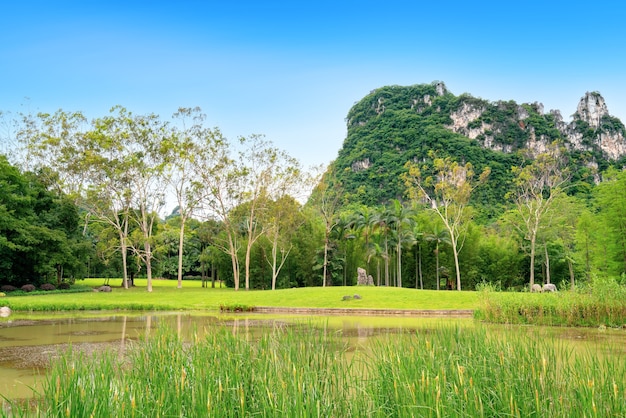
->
164, 107, 207, 288
506, 144, 569, 290
425, 222, 451, 291
310, 169, 342, 287
263, 196, 304, 290
121, 108, 169, 292
594, 168, 626, 276
387, 200, 414, 288
403, 155, 490, 290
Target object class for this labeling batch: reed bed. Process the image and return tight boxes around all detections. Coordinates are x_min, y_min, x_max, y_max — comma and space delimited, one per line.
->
4, 322, 624, 417
476, 280, 626, 327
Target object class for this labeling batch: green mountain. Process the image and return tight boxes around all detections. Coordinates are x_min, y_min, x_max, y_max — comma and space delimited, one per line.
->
329, 81, 626, 218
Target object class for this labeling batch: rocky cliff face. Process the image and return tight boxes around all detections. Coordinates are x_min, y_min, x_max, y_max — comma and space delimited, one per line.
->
446, 90, 626, 160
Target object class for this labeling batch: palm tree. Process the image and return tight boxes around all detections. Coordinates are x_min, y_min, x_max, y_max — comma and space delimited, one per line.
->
351, 205, 375, 274
387, 200, 415, 288
425, 223, 451, 290
411, 221, 425, 289
371, 206, 392, 286
330, 213, 356, 286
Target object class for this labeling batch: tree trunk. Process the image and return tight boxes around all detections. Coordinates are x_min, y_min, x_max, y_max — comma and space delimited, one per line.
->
119, 226, 129, 290
544, 242, 551, 284
322, 227, 330, 287
435, 246, 440, 291
568, 259, 575, 291
384, 238, 389, 287
177, 216, 186, 289
529, 233, 537, 291
144, 241, 153, 292
397, 241, 402, 288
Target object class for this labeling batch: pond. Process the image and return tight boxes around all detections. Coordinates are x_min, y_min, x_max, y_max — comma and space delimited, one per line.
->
1, 311, 625, 402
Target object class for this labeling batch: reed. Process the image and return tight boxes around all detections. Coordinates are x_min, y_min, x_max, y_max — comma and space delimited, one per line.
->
6, 323, 624, 417
476, 280, 626, 327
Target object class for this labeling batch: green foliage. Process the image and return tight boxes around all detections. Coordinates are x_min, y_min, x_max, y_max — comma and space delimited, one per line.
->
0, 155, 88, 286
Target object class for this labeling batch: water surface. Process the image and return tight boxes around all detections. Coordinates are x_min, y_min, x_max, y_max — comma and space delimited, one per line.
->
1, 311, 624, 401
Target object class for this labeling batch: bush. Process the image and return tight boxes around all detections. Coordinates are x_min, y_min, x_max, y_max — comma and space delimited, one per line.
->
40, 283, 56, 291
57, 282, 71, 290
21, 284, 36, 292
0, 285, 18, 292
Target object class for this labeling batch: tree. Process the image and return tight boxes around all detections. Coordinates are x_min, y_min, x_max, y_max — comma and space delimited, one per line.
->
425, 222, 451, 290
309, 169, 342, 287
371, 206, 392, 286
112, 108, 169, 293
263, 196, 304, 290
404, 154, 490, 290
0, 156, 87, 285
164, 108, 207, 288
387, 199, 414, 288
506, 144, 569, 290
193, 126, 246, 289
594, 168, 626, 276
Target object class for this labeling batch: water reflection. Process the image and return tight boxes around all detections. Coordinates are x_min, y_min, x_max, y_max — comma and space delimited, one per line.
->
0, 312, 624, 402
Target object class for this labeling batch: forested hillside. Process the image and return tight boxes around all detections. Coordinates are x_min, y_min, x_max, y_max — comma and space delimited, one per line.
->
330, 81, 626, 219
2, 84, 626, 292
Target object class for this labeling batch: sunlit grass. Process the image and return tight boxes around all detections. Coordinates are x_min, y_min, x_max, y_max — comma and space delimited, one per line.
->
476, 283, 626, 327
1, 278, 479, 312
8, 324, 625, 417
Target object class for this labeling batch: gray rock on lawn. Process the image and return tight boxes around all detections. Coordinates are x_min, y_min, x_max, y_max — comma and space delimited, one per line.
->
98, 285, 112, 292
342, 295, 352, 301
531, 284, 543, 293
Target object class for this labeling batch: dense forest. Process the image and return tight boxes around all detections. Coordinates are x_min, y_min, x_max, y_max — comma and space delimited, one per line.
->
2, 82, 626, 291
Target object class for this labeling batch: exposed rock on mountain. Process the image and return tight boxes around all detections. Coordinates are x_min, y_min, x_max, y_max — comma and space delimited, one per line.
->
330, 81, 626, 211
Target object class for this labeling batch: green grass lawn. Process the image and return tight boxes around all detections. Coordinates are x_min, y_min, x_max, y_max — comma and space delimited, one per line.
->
0, 278, 480, 312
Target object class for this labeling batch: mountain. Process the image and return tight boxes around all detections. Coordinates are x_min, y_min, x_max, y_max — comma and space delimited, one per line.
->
328, 81, 626, 217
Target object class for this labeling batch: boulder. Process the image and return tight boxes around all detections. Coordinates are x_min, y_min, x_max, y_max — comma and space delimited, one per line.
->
0, 306, 11, 318
357, 267, 374, 285
98, 285, 112, 293
531, 284, 543, 293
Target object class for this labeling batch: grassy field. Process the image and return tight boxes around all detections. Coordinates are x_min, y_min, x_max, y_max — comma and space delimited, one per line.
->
0, 278, 480, 312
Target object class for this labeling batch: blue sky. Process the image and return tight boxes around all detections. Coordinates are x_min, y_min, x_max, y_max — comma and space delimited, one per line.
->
2, 1, 625, 168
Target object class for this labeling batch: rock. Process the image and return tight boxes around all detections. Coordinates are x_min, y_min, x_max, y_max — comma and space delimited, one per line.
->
357, 267, 374, 286
342, 295, 352, 301
531, 284, 543, 293
543, 283, 557, 292
353, 294, 362, 300
98, 285, 112, 292
0, 306, 11, 318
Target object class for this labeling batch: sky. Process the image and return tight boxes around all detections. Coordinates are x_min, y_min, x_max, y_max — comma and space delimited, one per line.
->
2, 1, 625, 169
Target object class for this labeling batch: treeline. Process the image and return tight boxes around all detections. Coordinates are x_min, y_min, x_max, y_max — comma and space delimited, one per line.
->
1, 106, 626, 291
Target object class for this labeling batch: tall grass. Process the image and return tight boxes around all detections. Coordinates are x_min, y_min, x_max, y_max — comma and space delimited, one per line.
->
6, 324, 625, 417
476, 279, 626, 327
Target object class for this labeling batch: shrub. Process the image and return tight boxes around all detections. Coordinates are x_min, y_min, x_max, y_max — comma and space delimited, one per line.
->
57, 282, 71, 290
0, 285, 18, 292
21, 284, 36, 292
40, 283, 56, 291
